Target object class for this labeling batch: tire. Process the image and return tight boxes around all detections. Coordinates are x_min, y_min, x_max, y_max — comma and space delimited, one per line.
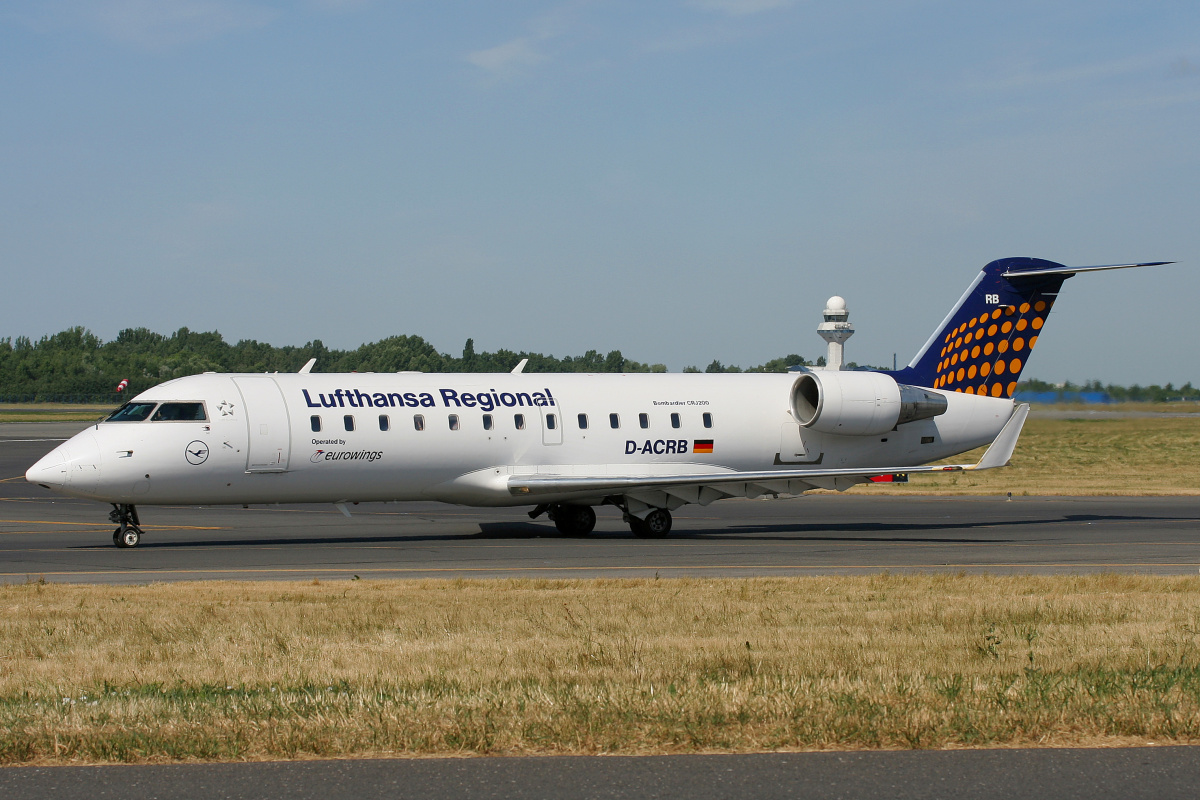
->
631, 508, 672, 538
113, 528, 122, 547
117, 528, 140, 548
553, 505, 596, 537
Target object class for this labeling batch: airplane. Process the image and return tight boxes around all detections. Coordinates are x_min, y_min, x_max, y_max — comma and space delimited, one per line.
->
25, 257, 1171, 548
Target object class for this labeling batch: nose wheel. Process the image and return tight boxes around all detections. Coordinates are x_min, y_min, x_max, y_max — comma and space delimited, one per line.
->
109, 504, 143, 548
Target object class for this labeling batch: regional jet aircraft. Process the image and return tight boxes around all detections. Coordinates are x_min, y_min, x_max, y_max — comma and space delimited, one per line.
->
26, 257, 1169, 547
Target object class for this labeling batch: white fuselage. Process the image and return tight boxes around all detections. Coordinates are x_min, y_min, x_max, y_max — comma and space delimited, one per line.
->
27, 371, 1013, 508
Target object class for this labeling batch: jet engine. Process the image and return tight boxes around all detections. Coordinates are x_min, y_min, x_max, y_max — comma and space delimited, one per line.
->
791, 371, 947, 436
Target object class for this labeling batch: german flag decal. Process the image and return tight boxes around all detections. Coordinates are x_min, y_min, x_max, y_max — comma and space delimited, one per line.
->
693, 439, 714, 454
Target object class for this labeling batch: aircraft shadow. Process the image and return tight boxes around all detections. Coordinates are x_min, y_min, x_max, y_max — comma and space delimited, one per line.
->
66, 513, 1193, 550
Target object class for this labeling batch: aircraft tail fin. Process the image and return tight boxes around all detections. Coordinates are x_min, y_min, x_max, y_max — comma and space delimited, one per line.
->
890, 258, 1171, 397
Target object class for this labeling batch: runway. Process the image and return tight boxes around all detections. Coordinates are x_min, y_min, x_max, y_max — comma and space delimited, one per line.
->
4, 422, 1199, 583
2, 748, 1198, 800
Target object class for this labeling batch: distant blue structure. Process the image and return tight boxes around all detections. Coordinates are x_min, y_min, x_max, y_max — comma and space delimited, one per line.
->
1013, 390, 1111, 404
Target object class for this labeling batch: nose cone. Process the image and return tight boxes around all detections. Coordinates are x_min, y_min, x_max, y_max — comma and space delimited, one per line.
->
26, 445, 69, 488
26, 434, 102, 494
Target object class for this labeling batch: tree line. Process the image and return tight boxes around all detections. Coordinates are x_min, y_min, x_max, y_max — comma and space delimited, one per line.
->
1, 327, 1192, 404
0, 327, 817, 402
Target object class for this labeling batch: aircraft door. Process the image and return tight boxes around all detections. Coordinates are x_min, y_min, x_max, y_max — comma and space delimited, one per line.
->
233, 377, 291, 472
541, 407, 563, 446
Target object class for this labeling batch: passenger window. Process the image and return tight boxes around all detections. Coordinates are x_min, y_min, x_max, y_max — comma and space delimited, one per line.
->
414, 414, 425, 431
577, 413, 588, 429
546, 413, 557, 430
151, 402, 207, 422
609, 413, 620, 429
483, 414, 494, 431
310, 415, 322, 433
514, 414, 526, 430
379, 415, 390, 432
344, 415, 355, 432
639, 413, 649, 429
670, 412, 681, 429
449, 414, 460, 431
703, 412, 713, 428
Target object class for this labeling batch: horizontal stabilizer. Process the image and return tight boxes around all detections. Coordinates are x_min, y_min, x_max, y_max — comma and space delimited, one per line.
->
1001, 262, 1173, 279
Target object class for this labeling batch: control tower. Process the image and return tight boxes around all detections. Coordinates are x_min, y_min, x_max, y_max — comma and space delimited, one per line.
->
817, 295, 854, 370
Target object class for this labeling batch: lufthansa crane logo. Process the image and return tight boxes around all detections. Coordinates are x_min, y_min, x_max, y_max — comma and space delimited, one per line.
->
185, 441, 210, 465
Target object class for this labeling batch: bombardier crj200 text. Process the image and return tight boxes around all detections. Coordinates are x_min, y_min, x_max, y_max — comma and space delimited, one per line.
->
27, 257, 1170, 547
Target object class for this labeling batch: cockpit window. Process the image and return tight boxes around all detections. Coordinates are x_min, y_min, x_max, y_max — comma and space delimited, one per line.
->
151, 402, 208, 422
106, 402, 157, 422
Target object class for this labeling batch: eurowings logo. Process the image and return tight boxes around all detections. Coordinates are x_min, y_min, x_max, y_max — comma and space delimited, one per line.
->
310, 449, 384, 464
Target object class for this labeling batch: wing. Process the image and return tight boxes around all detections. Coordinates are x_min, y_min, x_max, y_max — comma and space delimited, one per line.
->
509, 404, 1029, 506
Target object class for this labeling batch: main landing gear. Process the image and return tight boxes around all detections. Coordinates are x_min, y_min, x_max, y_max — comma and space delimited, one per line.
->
109, 504, 143, 548
629, 508, 672, 538
529, 502, 673, 538
547, 504, 597, 537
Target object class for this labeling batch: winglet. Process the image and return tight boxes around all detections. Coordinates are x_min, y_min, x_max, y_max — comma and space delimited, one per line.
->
511, 358, 529, 375
299, 358, 316, 374
970, 403, 1030, 470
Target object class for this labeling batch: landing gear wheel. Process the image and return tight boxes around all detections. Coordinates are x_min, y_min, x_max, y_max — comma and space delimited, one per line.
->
109, 504, 143, 548
552, 505, 596, 537
631, 508, 672, 538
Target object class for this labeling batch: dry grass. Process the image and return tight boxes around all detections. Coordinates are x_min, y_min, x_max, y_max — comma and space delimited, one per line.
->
1, 575, 1199, 763
853, 417, 1200, 495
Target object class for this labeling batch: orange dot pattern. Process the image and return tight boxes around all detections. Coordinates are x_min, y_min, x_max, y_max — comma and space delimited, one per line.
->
932, 296, 1053, 398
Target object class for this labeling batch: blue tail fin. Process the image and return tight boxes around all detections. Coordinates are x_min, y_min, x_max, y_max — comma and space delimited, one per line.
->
891, 258, 1169, 398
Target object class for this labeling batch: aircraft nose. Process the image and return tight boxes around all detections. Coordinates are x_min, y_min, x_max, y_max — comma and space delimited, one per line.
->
26, 445, 70, 488
26, 434, 102, 492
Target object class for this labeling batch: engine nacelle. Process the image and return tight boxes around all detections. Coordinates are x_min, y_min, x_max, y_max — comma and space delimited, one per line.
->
791, 371, 947, 436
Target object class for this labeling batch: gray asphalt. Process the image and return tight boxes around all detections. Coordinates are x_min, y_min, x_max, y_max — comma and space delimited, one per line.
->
2, 748, 1198, 800
3, 423, 1199, 583
5, 422, 1200, 798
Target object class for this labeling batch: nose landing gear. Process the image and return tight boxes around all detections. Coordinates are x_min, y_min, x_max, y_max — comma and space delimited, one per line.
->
109, 504, 143, 548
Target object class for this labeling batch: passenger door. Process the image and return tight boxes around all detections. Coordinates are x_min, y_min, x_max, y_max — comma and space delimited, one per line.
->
232, 377, 291, 472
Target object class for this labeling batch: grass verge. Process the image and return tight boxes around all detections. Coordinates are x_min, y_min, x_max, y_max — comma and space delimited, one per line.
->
851, 416, 1200, 495
2, 575, 1199, 763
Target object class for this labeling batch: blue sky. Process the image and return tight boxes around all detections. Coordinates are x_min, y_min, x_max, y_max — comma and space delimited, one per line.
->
2, 1, 1197, 383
